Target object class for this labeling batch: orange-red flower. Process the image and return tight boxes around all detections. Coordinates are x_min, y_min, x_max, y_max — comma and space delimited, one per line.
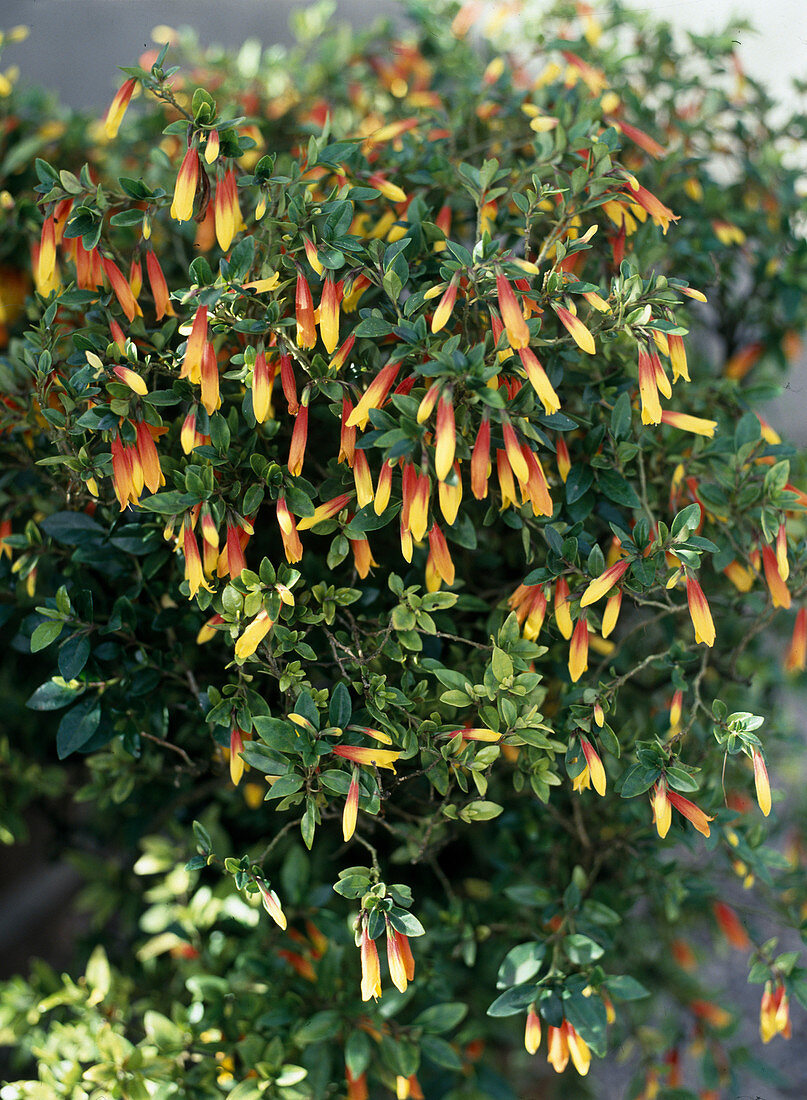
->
496, 272, 530, 349
257, 879, 287, 930
580, 736, 606, 795
568, 614, 589, 682
104, 78, 137, 139
276, 497, 303, 563
234, 609, 273, 659
752, 749, 771, 816
554, 577, 573, 639
360, 922, 382, 1001
712, 901, 751, 949
295, 272, 316, 349
554, 305, 595, 355
288, 400, 309, 476
761, 544, 791, 608
580, 559, 629, 608
319, 275, 341, 353
471, 415, 491, 500
785, 607, 807, 672
524, 1005, 542, 1055
343, 769, 359, 841
434, 392, 456, 481
685, 575, 716, 647
347, 361, 400, 429
171, 146, 199, 223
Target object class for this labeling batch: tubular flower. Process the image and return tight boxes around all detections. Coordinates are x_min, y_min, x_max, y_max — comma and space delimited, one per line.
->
438, 464, 462, 525
349, 536, 377, 578
343, 769, 360, 841
564, 1022, 591, 1076
276, 497, 303, 563
329, 333, 355, 372
257, 879, 287, 930
685, 575, 716, 647
372, 456, 392, 513
214, 167, 240, 251
496, 272, 530, 349
104, 77, 137, 139
288, 399, 309, 476
112, 364, 147, 396
525, 1005, 542, 1055
200, 343, 220, 415
204, 128, 220, 164
417, 381, 441, 424
554, 578, 573, 639
319, 275, 341, 353
182, 520, 212, 598
252, 349, 273, 424
427, 523, 455, 587
280, 352, 299, 414
102, 257, 140, 322
229, 726, 245, 786
502, 421, 528, 484
135, 420, 163, 493
128, 257, 142, 300
296, 493, 351, 531
360, 923, 382, 1002
752, 749, 771, 816
431, 273, 460, 333
776, 523, 789, 582
652, 782, 672, 838
224, 521, 247, 579
295, 273, 316, 348
601, 590, 622, 638
668, 333, 689, 381
145, 250, 173, 319
761, 544, 791, 608
496, 449, 517, 509
434, 392, 456, 481
333, 745, 401, 771
181, 306, 208, 384
520, 445, 553, 516
669, 689, 683, 733
723, 560, 755, 592
347, 361, 400, 429
760, 982, 791, 1042
667, 788, 714, 837
546, 1025, 569, 1073
471, 415, 491, 499
338, 397, 357, 466
713, 901, 751, 949
408, 473, 430, 542
785, 607, 807, 672
660, 409, 717, 437
234, 610, 273, 659
580, 559, 629, 608
580, 737, 606, 795
554, 305, 595, 354
637, 345, 662, 424
171, 145, 199, 223
110, 431, 138, 509
555, 434, 571, 482
386, 922, 410, 993
568, 615, 589, 682
351, 448, 373, 508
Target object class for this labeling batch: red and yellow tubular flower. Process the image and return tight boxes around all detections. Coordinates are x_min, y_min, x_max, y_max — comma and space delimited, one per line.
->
128, 257, 142, 300
200, 343, 220, 415
471, 415, 491, 500
171, 145, 199, 223
431, 273, 459, 333
288, 400, 309, 476
546, 1024, 569, 1074
386, 922, 412, 993
427, 523, 455, 587
669, 689, 683, 733
333, 744, 401, 771
760, 982, 791, 1043
352, 449, 374, 509
223, 520, 247, 579
496, 449, 517, 510
296, 492, 351, 531
359, 922, 382, 1002
145, 250, 173, 320
102, 257, 140, 323
568, 614, 589, 682
338, 398, 356, 466
602, 590, 622, 638
776, 523, 789, 582
668, 333, 689, 381
438, 463, 462, 525
204, 128, 220, 164
580, 559, 629, 608
214, 167, 239, 251
761, 544, 791, 608
110, 431, 138, 510
520, 445, 553, 516
712, 901, 751, 950
496, 272, 530, 349
182, 519, 212, 598
685, 575, 716, 647
112, 364, 147, 396
229, 727, 245, 786
652, 782, 672, 838
555, 434, 571, 482
723, 559, 755, 593
408, 472, 430, 542
134, 420, 163, 493
554, 577, 573, 640
563, 1021, 591, 1076
434, 392, 456, 481
349, 536, 377, 578
295, 272, 316, 349
376, 462, 395, 517
329, 333, 355, 372
637, 345, 662, 425
752, 749, 771, 816
252, 349, 273, 424
257, 879, 287, 930
502, 421, 528, 484
346, 361, 400, 429
660, 409, 717, 437
785, 607, 807, 672
580, 737, 606, 795
319, 275, 341, 354
342, 769, 359, 842
280, 352, 299, 414
554, 305, 595, 355
525, 1005, 542, 1055
276, 497, 303, 563
667, 788, 714, 837
181, 305, 208, 384
302, 234, 323, 276
234, 609, 273, 660
104, 77, 137, 139
37, 214, 57, 289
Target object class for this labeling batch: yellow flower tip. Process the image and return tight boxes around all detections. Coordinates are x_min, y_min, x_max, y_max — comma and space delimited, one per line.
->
652, 783, 671, 838
234, 610, 273, 659
580, 737, 606, 796
752, 750, 772, 817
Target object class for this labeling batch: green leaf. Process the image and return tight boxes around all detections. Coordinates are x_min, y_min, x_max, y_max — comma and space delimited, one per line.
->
597, 469, 641, 509
605, 975, 650, 1001
56, 698, 102, 758
40, 511, 104, 544
610, 391, 632, 439
412, 1003, 468, 1034
564, 934, 604, 965
58, 635, 91, 679
30, 620, 64, 653
486, 983, 537, 1017
387, 908, 425, 937
27, 678, 81, 710
497, 942, 546, 988
329, 682, 352, 729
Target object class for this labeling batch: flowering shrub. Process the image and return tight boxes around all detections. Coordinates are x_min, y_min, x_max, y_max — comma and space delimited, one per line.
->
2, 2, 807, 1097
